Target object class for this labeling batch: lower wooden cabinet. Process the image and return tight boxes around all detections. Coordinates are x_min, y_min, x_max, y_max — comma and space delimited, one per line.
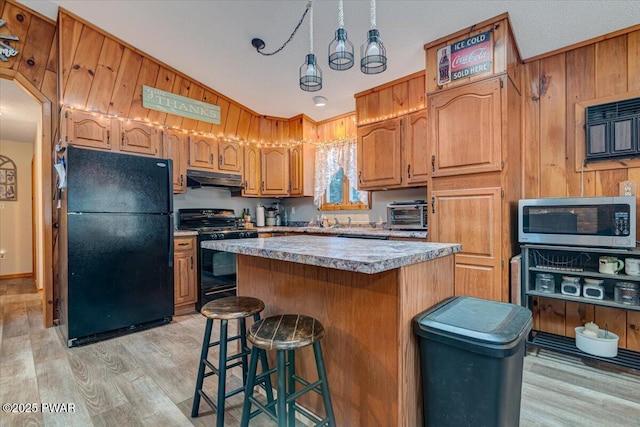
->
174, 236, 197, 315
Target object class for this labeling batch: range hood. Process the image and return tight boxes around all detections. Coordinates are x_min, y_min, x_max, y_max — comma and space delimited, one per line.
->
186, 169, 243, 188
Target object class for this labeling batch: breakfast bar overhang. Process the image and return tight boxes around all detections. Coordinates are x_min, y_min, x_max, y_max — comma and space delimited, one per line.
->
202, 236, 461, 426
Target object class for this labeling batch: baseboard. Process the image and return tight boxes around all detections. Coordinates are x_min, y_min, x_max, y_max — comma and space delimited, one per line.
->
0, 272, 34, 280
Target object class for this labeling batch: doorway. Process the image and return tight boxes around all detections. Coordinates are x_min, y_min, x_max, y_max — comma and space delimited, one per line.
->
0, 74, 54, 327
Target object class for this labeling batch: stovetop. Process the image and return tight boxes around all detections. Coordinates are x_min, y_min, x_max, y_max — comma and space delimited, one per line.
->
177, 208, 258, 240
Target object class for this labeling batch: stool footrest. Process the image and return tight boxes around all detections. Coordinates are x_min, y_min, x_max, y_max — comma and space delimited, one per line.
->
208, 333, 242, 348
287, 378, 323, 403
197, 389, 218, 412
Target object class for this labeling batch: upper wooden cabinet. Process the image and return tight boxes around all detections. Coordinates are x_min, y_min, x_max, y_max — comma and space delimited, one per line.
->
289, 143, 315, 197
356, 108, 429, 190
162, 130, 188, 193
404, 110, 430, 185
120, 121, 161, 157
189, 136, 218, 170
242, 144, 261, 197
63, 109, 117, 151
63, 109, 160, 157
355, 72, 428, 190
357, 119, 403, 189
218, 141, 243, 174
423, 13, 521, 95
261, 147, 289, 195
429, 77, 503, 177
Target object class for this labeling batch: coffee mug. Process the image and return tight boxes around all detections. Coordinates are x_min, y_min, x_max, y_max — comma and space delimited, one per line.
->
625, 258, 640, 276
599, 256, 624, 274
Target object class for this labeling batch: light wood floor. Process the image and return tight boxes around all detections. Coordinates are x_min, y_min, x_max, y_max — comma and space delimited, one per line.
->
1, 278, 639, 427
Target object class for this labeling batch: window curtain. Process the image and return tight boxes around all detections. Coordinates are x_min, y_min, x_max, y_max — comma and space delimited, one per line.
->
313, 139, 369, 208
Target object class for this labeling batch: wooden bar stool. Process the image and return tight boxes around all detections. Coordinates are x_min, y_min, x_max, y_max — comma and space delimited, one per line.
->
241, 314, 336, 427
191, 296, 273, 427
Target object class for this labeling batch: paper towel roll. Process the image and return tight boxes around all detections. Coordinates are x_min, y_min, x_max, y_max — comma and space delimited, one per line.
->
256, 204, 265, 227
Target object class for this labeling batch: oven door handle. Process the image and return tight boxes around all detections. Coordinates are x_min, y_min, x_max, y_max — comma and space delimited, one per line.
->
204, 287, 237, 296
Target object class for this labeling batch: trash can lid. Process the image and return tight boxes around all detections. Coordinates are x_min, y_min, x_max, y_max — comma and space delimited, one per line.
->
416, 296, 532, 347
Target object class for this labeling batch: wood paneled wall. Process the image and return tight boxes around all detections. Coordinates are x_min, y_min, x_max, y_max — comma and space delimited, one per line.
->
523, 25, 640, 349
522, 26, 640, 199
57, 10, 313, 144
0, 0, 57, 327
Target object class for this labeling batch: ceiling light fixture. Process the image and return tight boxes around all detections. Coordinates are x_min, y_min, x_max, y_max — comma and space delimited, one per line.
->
328, 0, 354, 71
361, 0, 387, 75
313, 96, 327, 107
299, 1, 322, 92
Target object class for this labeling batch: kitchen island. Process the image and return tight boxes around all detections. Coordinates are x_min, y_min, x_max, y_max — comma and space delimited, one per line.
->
201, 236, 461, 426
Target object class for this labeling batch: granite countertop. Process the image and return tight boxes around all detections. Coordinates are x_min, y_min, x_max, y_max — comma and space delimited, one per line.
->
174, 230, 198, 237
255, 226, 428, 239
201, 236, 460, 274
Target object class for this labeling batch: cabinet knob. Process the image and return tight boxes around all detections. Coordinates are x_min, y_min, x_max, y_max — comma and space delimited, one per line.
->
219, 154, 223, 167
431, 196, 435, 214
431, 155, 435, 174
407, 164, 411, 179
358, 171, 362, 184
106, 130, 110, 144
209, 153, 214, 164
121, 132, 125, 147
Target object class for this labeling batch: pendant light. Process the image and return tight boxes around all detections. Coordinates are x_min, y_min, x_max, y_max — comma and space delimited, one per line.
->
360, 0, 387, 74
328, 0, 354, 71
300, 1, 322, 92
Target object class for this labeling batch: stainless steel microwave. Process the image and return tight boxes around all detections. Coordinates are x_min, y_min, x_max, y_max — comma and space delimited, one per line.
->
518, 196, 637, 248
387, 200, 428, 230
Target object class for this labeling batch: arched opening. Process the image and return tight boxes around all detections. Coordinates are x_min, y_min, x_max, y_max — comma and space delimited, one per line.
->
0, 71, 54, 327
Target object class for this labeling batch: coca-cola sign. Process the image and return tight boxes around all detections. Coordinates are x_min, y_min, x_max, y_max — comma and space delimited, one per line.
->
437, 30, 492, 85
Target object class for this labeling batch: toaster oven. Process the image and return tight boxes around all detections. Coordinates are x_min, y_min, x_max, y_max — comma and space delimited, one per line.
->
387, 200, 428, 230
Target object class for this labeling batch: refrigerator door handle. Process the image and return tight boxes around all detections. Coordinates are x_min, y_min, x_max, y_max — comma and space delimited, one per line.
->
168, 216, 174, 268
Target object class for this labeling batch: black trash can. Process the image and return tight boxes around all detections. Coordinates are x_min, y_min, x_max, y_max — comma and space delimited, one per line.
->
413, 296, 532, 427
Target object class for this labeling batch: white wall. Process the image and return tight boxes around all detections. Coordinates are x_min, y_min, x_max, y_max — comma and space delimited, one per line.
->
0, 139, 34, 276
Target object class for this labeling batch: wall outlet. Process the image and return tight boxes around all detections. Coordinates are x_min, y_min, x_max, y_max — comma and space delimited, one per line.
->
619, 180, 637, 197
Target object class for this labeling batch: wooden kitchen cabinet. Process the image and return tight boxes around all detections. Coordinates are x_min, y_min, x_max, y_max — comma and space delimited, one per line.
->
162, 129, 188, 193
289, 143, 315, 197
242, 144, 261, 196
357, 119, 403, 189
429, 77, 502, 177
218, 140, 243, 174
427, 75, 521, 304
429, 187, 502, 300
63, 109, 117, 151
174, 236, 197, 315
261, 147, 289, 195
120, 121, 161, 157
189, 135, 218, 170
404, 109, 430, 185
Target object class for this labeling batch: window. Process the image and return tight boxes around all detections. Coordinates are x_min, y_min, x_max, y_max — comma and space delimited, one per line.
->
321, 167, 370, 210
314, 139, 370, 210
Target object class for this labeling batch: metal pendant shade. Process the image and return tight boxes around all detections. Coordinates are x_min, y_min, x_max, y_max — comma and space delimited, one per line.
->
300, 1, 322, 92
360, 29, 387, 74
361, 0, 387, 74
328, 1, 354, 71
300, 53, 322, 92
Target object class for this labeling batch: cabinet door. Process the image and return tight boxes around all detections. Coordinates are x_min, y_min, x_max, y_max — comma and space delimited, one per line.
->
64, 109, 116, 150
163, 130, 188, 193
429, 77, 502, 176
189, 136, 218, 170
261, 147, 289, 196
120, 122, 161, 157
627, 311, 640, 352
357, 119, 402, 189
404, 110, 430, 185
243, 144, 261, 196
218, 140, 243, 174
174, 237, 197, 309
289, 144, 315, 197
174, 250, 197, 306
430, 187, 502, 301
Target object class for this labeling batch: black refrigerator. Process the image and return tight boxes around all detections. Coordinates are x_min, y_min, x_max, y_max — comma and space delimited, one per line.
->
59, 146, 174, 347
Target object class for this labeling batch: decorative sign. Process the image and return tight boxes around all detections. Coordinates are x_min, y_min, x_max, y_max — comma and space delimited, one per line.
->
437, 30, 492, 85
0, 19, 20, 62
142, 85, 221, 125
0, 155, 17, 201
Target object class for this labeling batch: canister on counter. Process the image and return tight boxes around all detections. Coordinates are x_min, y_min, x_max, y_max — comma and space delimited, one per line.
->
614, 282, 639, 305
535, 273, 555, 293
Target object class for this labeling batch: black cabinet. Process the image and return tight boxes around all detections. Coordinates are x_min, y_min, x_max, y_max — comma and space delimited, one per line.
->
586, 98, 640, 161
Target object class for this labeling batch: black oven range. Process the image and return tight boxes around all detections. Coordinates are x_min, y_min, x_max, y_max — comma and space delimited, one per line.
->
177, 208, 258, 309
